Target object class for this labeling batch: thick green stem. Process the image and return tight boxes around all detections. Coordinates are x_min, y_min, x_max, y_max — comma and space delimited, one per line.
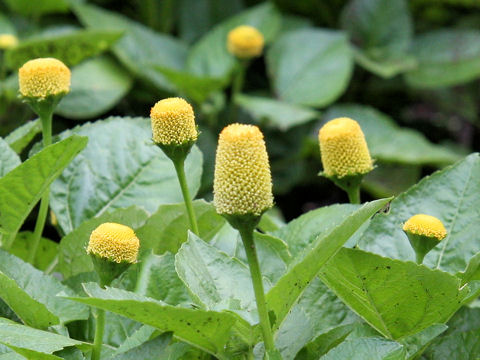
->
173, 158, 199, 235
239, 227, 275, 354
27, 111, 52, 264
229, 61, 247, 123
91, 308, 105, 360
415, 252, 425, 265
346, 185, 360, 204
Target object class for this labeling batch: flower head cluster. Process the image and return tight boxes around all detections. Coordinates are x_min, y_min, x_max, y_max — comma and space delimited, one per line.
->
403, 214, 447, 241
18, 58, 71, 99
227, 25, 264, 59
214, 123, 273, 216
318, 117, 373, 178
150, 97, 198, 145
0, 34, 18, 49
87, 223, 140, 264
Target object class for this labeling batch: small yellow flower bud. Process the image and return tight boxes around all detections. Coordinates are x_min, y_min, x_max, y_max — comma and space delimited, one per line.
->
403, 214, 447, 241
18, 58, 71, 99
87, 223, 140, 264
318, 117, 373, 178
214, 123, 273, 216
0, 34, 18, 50
227, 25, 264, 59
150, 97, 198, 145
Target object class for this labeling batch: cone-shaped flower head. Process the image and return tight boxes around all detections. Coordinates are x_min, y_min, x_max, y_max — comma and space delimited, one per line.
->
19, 58, 70, 99
0, 34, 18, 49
150, 97, 198, 145
318, 117, 373, 178
403, 214, 447, 241
227, 25, 264, 59
214, 123, 273, 216
87, 223, 140, 264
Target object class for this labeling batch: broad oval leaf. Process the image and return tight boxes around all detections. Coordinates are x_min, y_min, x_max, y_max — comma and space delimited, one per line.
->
320, 337, 405, 360
4, 119, 41, 154
0, 138, 20, 177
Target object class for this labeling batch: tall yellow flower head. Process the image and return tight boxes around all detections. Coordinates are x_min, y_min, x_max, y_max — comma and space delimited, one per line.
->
403, 214, 447, 241
227, 25, 265, 59
0, 34, 18, 49
214, 123, 273, 216
318, 117, 373, 178
150, 97, 198, 145
18, 58, 70, 99
87, 223, 140, 264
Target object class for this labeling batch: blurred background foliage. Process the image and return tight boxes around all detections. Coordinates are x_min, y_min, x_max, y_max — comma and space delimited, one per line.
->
0, 0, 479, 224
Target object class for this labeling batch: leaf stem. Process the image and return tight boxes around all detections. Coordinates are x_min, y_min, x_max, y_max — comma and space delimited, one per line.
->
238, 227, 276, 354
346, 185, 360, 204
92, 308, 105, 360
173, 158, 199, 235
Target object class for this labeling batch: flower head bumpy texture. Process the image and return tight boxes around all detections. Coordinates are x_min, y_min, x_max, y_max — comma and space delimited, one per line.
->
18, 58, 71, 99
150, 97, 198, 145
403, 214, 447, 241
87, 223, 140, 263
0, 34, 18, 49
319, 117, 373, 178
227, 25, 264, 59
214, 124, 273, 216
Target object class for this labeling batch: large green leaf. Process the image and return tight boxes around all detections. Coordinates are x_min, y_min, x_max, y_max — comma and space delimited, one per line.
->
319, 337, 405, 360
0, 135, 87, 246
266, 198, 390, 331
322, 104, 461, 165
67, 283, 238, 357
319, 248, 472, 339
0, 249, 89, 329
359, 153, 480, 273
56, 56, 133, 120
266, 28, 353, 107
0, 138, 20, 177
108, 333, 172, 360
5, 30, 122, 69
405, 30, 480, 88
400, 324, 447, 359
56, 206, 149, 279
9, 231, 57, 272
49, 117, 203, 234
73, 3, 188, 91
4, 120, 41, 154
186, 3, 281, 79
3, 0, 68, 16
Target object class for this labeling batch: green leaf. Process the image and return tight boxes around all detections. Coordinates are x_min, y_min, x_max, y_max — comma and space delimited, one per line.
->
235, 94, 320, 130
400, 324, 447, 359
5, 29, 122, 69
266, 198, 391, 332
4, 120, 41, 154
67, 283, 238, 356
0, 138, 20, 177
359, 153, 480, 273
186, 3, 281, 79
9, 231, 57, 272
322, 104, 461, 165
0, 13, 16, 35
457, 252, 480, 285
56, 56, 133, 120
49, 117, 203, 234
72, 3, 188, 91
0, 249, 89, 329
0, 318, 86, 360
362, 163, 421, 198
109, 333, 172, 360
3, 0, 68, 16
56, 206, 148, 279
424, 329, 480, 360
319, 337, 406, 360
405, 30, 480, 88
319, 248, 472, 339
0, 135, 87, 244
136, 200, 225, 255
266, 28, 353, 107
352, 48, 417, 78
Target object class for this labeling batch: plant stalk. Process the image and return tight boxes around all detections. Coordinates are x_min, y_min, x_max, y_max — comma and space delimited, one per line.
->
173, 158, 199, 235
92, 308, 105, 360
346, 185, 360, 204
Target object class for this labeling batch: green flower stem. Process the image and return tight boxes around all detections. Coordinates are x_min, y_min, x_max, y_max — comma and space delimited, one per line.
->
229, 60, 247, 123
173, 158, 199, 235
92, 308, 105, 360
346, 185, 360, 204
27, 110, 53, 264
238, 227, 276, 354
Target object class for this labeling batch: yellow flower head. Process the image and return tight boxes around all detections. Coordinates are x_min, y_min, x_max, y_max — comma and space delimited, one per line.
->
18, 58, 70, 99
318, 117, 373, 178
403, 214, 447, 241
87, 223, 140, 264
214, 123, 273, 216
150, 97, 198, 145
0, 34, 18, 49
227, 25, 264, 59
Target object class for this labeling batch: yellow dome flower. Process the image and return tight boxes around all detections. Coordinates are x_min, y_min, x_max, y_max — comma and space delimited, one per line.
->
150, 97, 198, 145
318, 117, 373, 178
87, 223, 140, 264
214, 123, 273, 216
403, 214, 447, 241
227, 25, 264, 59
0, 34, 18, 50
18, 58, 71, 99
